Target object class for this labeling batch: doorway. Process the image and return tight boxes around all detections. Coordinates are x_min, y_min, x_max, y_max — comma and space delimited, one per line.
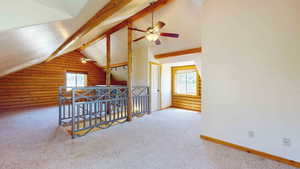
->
150, 62, 162, 111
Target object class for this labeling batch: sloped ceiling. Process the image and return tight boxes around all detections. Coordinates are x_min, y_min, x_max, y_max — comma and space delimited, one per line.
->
60, 0, 153, 56
81, 0, 204, 81
82, 27, 128, 66
0, 0, 89, 32
36, 0, 90, 17
0, 0, 203, 80
133, 0, 204, 55
0, 0, 154, 77
0, 0, 110, 77
82, 27, 129, 82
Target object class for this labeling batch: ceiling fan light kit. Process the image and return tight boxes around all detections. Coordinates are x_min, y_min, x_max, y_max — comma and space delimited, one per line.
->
146, 31, 160, 42
129, 3, 179, 45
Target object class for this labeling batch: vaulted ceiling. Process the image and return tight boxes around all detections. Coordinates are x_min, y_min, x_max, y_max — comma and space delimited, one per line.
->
1, 0, 89, 31
0, 0, 110, 77
0, 0, 203, 78
0, 0, 154, 77
82, 0, 203, 67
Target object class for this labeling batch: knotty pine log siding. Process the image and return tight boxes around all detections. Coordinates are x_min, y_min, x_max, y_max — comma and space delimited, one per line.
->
171, 66, 202, 112
171, 78, 202, 112
0, 51, 107, 112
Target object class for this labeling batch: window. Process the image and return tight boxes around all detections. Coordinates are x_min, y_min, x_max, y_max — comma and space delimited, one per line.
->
65, 72, 87, 88
172, 66, 199, 96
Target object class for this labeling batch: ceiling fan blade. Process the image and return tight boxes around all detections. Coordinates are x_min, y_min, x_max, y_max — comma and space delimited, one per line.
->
155, 21, 166, 29
133, 36, 146, 42
128, 27, 146, 32
155, 39, 161, 45
160, 32, 179, 38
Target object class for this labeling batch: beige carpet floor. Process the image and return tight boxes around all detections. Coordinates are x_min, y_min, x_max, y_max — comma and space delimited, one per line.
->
0, 107, 296, 169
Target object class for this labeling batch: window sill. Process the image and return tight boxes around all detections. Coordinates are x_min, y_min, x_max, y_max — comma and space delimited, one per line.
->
172, 94, 200, 98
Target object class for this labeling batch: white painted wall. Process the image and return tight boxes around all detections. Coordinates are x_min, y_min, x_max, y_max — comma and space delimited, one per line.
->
111, 67, 128, 82
200, 0, 300, 161
154, 52, 202, 109
145, 40, 203, 109
132, 43, 150, 86
130, 0, 205, 105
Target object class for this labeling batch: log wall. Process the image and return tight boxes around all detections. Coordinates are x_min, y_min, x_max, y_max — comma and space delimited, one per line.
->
0, 51, 107, 112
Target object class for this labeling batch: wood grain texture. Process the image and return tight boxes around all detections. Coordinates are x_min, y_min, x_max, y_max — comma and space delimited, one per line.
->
0, 50, 107, 112
102, 62, 128, 69
155, 47, 202, 59
171, 65, 201, 112
127, 23, 133, 121
200, 135, 300, 168
106, 35, 111, 85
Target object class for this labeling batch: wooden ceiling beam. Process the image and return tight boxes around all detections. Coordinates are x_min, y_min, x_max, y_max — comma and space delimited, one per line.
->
46, 0, 133, 62
155, 47, 202, 59
102, 62, 128, 69
80, 0, 173, 51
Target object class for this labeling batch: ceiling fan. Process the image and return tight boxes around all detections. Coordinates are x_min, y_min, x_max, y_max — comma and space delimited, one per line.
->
81, 57, 95, 64
129, 6, 179, 45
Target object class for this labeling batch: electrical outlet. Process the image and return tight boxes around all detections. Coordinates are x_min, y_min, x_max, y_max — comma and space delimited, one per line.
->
282, 138, 291, 147
248, 131, 255, 138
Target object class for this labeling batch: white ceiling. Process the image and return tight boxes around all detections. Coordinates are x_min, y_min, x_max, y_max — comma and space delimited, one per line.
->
82, 0, 204, 66
0, 0, 204, 81
36, 0, 89, 16
82, 27, 129, 82
60, 0, 153, 56
80, 0, 204, 81
82, 27, 128, 66
134, 0, 204, 55
0, 0, 153, 77
0, 0, 89, 32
